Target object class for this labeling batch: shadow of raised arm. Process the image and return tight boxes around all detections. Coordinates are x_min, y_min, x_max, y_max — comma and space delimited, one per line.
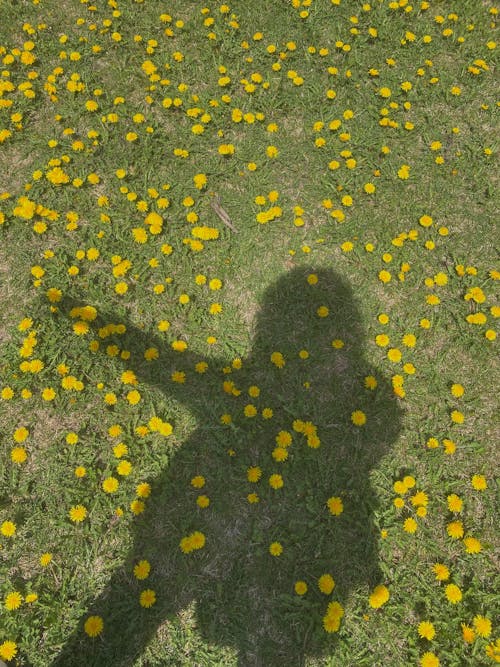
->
53, 295, 224, 413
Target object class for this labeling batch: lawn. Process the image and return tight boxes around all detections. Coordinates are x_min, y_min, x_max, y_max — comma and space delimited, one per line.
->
0, 1, 498, 666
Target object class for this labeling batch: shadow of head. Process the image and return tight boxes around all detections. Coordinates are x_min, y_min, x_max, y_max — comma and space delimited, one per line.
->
49, 267, 401, 667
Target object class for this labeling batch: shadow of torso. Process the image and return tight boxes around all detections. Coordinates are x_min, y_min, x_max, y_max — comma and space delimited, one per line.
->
52, 267, 401, 667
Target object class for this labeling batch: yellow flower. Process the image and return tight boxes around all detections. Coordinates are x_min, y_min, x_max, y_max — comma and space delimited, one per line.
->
318, 574, 335, 594
295, 581, 307, 595
270, 352, 285, 368
1, 521, 16, 537
269, 474, 284, 489
473, 615, 492, 638
461, 623, 475, 643
196, 495, 210, 508
11, 446, 27, 463
133, 560, 151, 579
136, 483, 151, 498
1, 386, 14, 399
317, 305, 329, 317
269, 541, 283, 556
379, 270, 391, 283
403, 517, 417, 533
102, 477, 119, 493
387, 348, 402, 362
351, 410, 366, 426
69, 505, 87, 523
117, 460, 132, 476
323, 601, 344, 632
139, 589, 156, 608
84, 615, 104, 637
0, 640, 17, 661
5, 591, 23, 610
463, 536, 482, 554
179, 531, 206, 553
127, 390, 141, 405
420, 653, 439, 667
418, 621, 436, 640
40, 552, 53, 566
444, 583, 462, 604
369, 584, 390, 608
218, 143, 235, 156
432, 563, 450, 581
447, 494, 463, 513
13, 426, 29, 443
419, 215, 433, 227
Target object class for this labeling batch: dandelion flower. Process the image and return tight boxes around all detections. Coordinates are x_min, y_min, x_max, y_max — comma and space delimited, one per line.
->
269, 541, 283, 556
327, 497, 344, 516
369, 584, 390, 608
463, 536, 482, 554
444, 583, 462, 604
139, 589, 156, 608
432, 563, 450, 581
471, 475, 487, 490
295, 581, 307, 595
418, 621, 436, 640
351, 410, 366, 426
420, 653, 439, 667
0, 641, 18, 661
4, 591, 23, 611
318, 574, 335, 594
69, 505, 87, 523
473, 615, 492, 638
134, 560, 151, 580
84, 615, 104, 637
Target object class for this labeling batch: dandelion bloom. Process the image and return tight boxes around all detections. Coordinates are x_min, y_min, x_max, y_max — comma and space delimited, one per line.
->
318, 574, 335, 594
269, 474, 284, 489
432, 563, 450, 581
269, 542, 283, 556
463, 536, 482, 554
473, 615, 492, 638
369, 584, 390, 608
0, 641, 17, 661
420, 653, 439, 667
403, 517, 418, 534
447, 494, 463, 513
139, 589, 156, 608
102, 477, 119, 493
295, 581, 307, 595
179, 531, 206, 553
4, 591, 23, 611
133, 560, 151, 580
1, 521, 16, 537
471, 475, 487, 490
447, 521, 464, 539
444, 583, 462, 604
322, 601, 344, 633
40, 552, 53, 566
461, 623, 475, 643
247, 466, 262, 483
418, 621, 436, 640
351, 410, 367, 426
84, 615, 104, 637
327, 497, 344, 516
69, 505, 87, 523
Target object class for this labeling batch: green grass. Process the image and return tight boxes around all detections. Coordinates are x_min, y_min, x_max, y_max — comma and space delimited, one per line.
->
0, 1, 498, 666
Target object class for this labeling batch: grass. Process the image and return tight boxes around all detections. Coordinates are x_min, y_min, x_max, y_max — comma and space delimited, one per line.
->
0, 1, 498, 666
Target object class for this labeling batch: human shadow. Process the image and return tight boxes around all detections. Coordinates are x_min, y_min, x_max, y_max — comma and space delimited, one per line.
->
50, 267, 401, 667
